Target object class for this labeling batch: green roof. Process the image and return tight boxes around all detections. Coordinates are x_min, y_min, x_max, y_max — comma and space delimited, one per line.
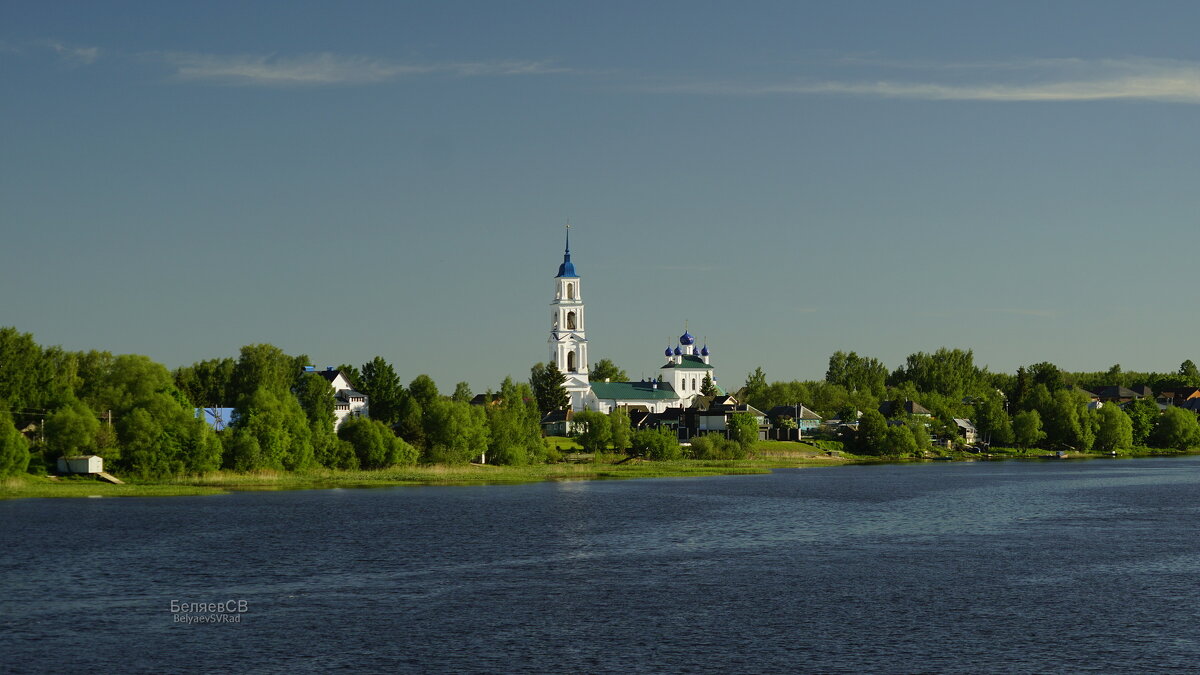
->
661, 355, 713, 370
590, 381, 679, 401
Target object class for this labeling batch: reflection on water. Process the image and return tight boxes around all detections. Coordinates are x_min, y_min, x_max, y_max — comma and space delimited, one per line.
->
2, 456, 1198, 673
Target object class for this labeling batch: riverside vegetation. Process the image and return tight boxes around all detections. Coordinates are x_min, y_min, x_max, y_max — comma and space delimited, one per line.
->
2, 327, 1199, 500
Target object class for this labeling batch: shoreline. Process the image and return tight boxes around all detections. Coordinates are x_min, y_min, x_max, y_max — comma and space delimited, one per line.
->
2, 446, 1194, 501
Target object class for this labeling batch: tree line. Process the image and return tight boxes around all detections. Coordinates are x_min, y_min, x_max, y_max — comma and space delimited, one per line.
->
738, 348, 1200, 456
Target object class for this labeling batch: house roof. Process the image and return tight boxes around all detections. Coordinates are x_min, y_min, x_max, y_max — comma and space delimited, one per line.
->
660, 355, 713, 370
1089, 385, 1142, 399
953, 418, 977, 432
878, 400, 932, 416
591, 381, 679, 401
766, 405, 822, 421
540, 409, 573, 424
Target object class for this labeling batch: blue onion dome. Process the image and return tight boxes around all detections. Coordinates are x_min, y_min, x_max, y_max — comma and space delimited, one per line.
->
679, 331, 695, 346
665, 345, 673, 357
701, 344, 710, 356
673, 345, 682, 356
555, 230, 578, 278
692, 346, 701, 355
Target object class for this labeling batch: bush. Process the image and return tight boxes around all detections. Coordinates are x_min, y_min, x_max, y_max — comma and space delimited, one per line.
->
688, 434, 745, 460
633, 427, 680, 460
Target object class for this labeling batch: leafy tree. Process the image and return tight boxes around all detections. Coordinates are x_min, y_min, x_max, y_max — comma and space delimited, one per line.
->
1180, 360, 1200, 386
484, 378, 543, 465
1094, 404, 1133, 453
230, 344, 306, 405
359, 357, 404, 424
1013, 409, 1046, 449
452, 382, 474, 403
700, 373, 718, 396
907, 419, 932, 452
885, 425, 918, 456
422, 399, 488, 464
338, 416, 417, 469
1105, 364, 1125, 387
632, 427, 680, 460
1151, 407, 1200, 451
590, 358, 628, 383
530, 362, 569, 412
0, 407, 30, 477
890, 348, 982, 400
609, 407, 632, 454
45, 400, 99, 459
1027, 362, 1066, 393
294, 371, 338, 468
742, 367, 769, 410
408, 374, 440, 409
973, 394, 1014, 445
1124, 397, 1159, 446
174, 357, 235, 407
825, 351, 887, 396
394, 392, 426, 450
855, 410, 888, 455
729, 412, 759, 450
227, 388, 314, 471
1044, 389, 1095, 451
573, 410, 612, 456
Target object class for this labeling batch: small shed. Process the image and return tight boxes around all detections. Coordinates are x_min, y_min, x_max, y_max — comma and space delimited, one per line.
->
57, 455, 104, 474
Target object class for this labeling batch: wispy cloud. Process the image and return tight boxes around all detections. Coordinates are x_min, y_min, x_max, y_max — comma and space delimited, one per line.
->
44, 40, 100, 65
162, 51, 569, 86
656, 57, 1200, 103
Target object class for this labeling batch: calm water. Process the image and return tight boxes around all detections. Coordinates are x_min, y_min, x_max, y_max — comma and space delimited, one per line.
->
2, 457, 1199, 673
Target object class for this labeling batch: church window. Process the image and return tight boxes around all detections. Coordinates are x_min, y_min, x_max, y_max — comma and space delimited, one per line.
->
567, 311, 576, 330
692, 378, 697, 390
553, 312, 559, 328
568, 351, 577, 372
567, 283, 575, 300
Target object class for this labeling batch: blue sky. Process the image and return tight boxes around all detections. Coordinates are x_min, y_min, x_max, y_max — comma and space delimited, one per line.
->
3, 1, 1199, 393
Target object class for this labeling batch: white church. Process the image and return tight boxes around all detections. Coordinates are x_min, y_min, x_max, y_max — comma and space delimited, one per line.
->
547, 232, 720, 414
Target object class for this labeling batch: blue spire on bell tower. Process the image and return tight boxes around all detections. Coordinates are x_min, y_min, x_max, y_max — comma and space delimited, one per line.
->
556, 225, 578, 278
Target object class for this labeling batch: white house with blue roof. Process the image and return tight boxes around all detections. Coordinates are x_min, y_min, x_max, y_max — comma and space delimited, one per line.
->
546, 231, 720, 414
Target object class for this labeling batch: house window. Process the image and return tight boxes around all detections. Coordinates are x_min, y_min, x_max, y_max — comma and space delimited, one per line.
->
567, 311, 576, 330
568, 351, 577, 372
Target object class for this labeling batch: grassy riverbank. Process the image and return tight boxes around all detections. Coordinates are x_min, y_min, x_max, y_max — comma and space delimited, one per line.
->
0, 441, 852, 500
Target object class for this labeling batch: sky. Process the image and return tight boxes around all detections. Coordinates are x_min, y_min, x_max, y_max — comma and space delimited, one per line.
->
3, 1, 1199, 393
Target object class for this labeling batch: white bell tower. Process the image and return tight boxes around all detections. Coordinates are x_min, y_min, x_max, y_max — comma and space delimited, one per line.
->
548, 227, 590, 408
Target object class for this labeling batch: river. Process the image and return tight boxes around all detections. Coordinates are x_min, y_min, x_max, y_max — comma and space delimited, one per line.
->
2, 456, 1198, 673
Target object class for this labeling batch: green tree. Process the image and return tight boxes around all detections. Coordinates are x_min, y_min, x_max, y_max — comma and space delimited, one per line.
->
45, 400, 99, 459
907, 419, 932, 453
1124, 397, 1159, 446
1151, 407, 1200, 451
1044, 389, 1095, 451
855, 410, 888, 455
825, 351, 887, 395
700, 373, 718, 396
359, 357, 404, 424
530, 362, 569, 412
484, 378, 543, 465
609, 407, 632, 454
729, 412, 759, 450
394, 391, 426, 450
452, 381, 474, 403
573, 410, 612, 456
338, 416, 417, 469
0, 407, 31, 477
1013, 409, 1046, 449
294, 371, 338, 468
1180, 360, 1200, 386
973, 394, 1014, 445
889, 348, 982, 400
885, 424, 918, 456
230, 344, 306, 405
408, 374, 440, 409
590, 358, 628, 383
423, 399, 488, 464
227, 388, 314, 471
742, 367, 769, 411
1094, 404, 1134, 453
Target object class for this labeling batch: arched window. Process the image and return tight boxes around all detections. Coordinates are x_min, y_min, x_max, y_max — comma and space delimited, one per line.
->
567, 351, 577, 372
692, 378, 697, 391
567, 284, 575, 300
552, 312, 559, 329
567, 312, 576, 330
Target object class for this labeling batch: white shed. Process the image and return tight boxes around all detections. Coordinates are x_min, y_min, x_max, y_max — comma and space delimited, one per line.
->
57, 455, 104, 474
